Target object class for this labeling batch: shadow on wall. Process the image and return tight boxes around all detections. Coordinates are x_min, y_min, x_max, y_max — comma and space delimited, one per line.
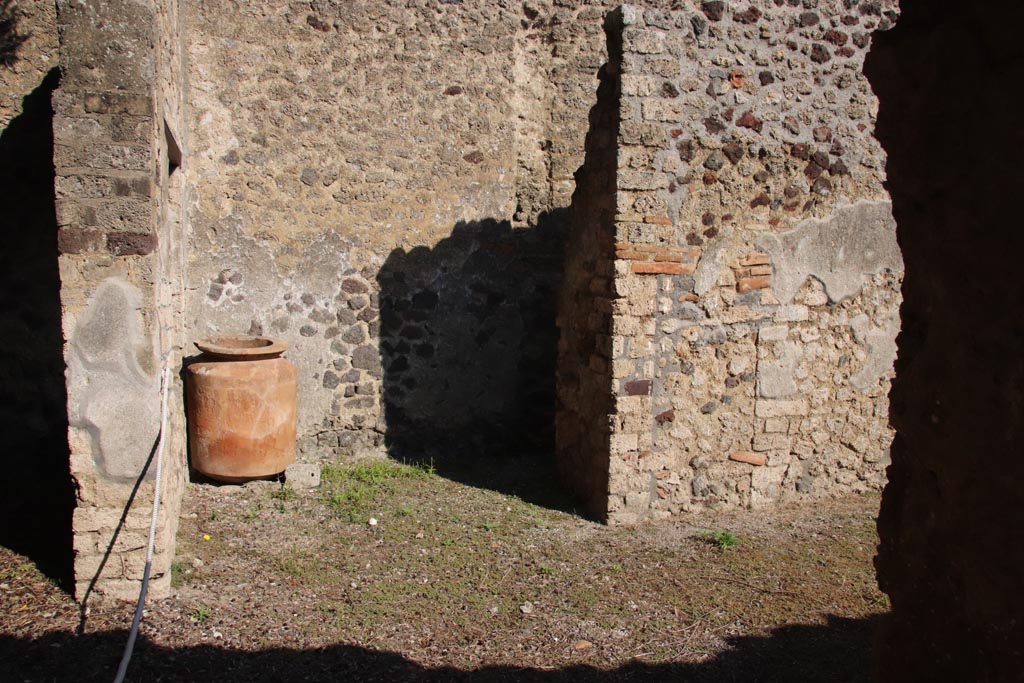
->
0, 67, 75, 589
867, 0, 1024, 678
0, 1, 29, 67
0, 614, 881, 682
376, 212, 571, 511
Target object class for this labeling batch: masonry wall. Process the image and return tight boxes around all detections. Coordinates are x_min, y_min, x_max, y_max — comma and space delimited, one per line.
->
183, 0, 630, 463
55, 0, 188, 602
869, 0, 1024, 678
186, 1, 904, 520
582, 1, 902, 522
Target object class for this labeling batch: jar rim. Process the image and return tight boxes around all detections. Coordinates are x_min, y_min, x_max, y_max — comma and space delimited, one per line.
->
195, 335, 288, 358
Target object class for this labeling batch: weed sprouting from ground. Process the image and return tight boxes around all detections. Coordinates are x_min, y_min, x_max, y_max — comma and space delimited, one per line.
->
242, 501, 263, 523
189, 605, 212, 624
703, 529, 740, 550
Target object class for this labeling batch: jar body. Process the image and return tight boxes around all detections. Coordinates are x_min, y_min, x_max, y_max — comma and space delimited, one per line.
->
186, 356, 297, 482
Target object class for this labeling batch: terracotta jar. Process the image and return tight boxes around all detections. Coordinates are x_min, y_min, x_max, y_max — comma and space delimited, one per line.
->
186, 335, 297, 482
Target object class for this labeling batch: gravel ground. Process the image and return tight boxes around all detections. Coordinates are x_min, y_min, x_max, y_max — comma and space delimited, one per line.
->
1, 458, 888, 682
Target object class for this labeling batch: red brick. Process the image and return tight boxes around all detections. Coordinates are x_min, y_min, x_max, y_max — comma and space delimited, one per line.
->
739, 252, 770, 266
617, 250, 651, 261
729, 451, 767, 466
737, 275, 771, 292
654, 251, 682, 262
631, 262, 695, 275
107, 232, 157, 256
652, 247, 701, 262
615, 244, 659, 253
57, 228, 104, 254
643, 215, 673, 226
624, 379, 652, 396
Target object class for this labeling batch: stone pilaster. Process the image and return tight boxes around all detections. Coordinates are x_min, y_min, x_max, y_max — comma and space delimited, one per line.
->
55, 0, 188, 603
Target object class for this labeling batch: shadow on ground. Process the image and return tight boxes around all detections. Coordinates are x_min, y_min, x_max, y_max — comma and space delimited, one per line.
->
0, 614, 881, 682
376, 212, 576, 514
0, 66, 74, 590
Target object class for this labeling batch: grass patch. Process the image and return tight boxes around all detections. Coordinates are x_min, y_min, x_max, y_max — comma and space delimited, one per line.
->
320, 460, 435, 522
271, 483, 297, 503
170, 560, 188, 588
0, 561, 34, 583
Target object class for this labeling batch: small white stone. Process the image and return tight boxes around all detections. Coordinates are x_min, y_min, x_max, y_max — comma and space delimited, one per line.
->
800, 328, 821, 343
727, 358, 749, 376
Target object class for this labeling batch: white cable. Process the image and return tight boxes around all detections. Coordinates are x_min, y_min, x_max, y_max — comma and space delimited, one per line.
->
113, 361, 172, 683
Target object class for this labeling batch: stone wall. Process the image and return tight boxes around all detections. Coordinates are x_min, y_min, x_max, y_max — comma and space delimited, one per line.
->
182, 0, 631, 463
869, 0, 1024, 678
186, 0, 903, 520
557, 1, 902, 523
0, 0, 73, 583
55, 0, 189, 602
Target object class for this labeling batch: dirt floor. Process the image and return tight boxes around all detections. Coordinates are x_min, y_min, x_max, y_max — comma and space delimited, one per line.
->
1, 457, 889, 682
